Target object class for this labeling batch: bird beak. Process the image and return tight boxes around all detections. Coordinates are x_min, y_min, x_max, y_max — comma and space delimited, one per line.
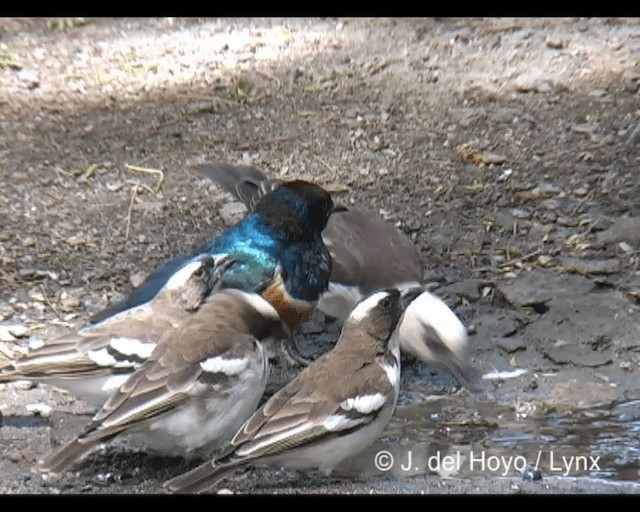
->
330, 204, 349, 215
213, 254, 238, 276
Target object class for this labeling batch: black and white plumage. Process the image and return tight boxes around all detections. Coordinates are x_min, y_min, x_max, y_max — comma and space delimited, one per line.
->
35, 288, 289, 476
0, 254, 234, 406
195, 162, 471, 385
164, 287, 422, 494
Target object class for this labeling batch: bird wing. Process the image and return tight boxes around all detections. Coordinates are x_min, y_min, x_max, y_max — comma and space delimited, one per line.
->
195, 161, 280, 210
219, 355, 393, 463
0, 313, 164, 380
83, 323, 261, 439
323, 210, 423, 290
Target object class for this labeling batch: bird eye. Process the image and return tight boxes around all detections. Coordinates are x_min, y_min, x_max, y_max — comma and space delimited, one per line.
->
192, 266, 205, 278
381, 297, 392, 308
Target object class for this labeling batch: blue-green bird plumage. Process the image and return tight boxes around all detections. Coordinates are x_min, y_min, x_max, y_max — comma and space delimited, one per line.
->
90, 181, 333, 324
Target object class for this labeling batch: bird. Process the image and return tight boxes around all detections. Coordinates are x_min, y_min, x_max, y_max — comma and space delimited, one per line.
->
0, 253, 235, 407
35, 288, 290, 477
194, 162, 472, 385
163, 287, 423, 494
89, 179, 336, 365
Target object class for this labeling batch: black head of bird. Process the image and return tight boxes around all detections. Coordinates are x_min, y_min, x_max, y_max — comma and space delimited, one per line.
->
253, 180, 335, 241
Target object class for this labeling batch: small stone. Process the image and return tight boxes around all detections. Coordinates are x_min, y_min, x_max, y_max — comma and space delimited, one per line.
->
25, 402, 53, 417
545, 37, 565, 49
538, 212, 557, 224
522, 463, 543, 481
22, 236, 37, 247
479, 152, 507, 164
557, 256, 621, 276
570, 122, 599, 136
513, 72, 555, 93
588, 88, 609, 98
556, 216, 579, 227
405, 219, 422, 232
15, 68, 40, 89
531, 182, 561, 198
8, 324, 28, 339
217, 488, 234, 495
13, 380, 36, 390
511, 208, 532, 220
5, 449, 23, 463
219, 202, 247, 226
59, 293, 81, 312
537, 255, 553, 266
597, 217, 640, 246
0, 326, 17, 342
130, 271, 148, 289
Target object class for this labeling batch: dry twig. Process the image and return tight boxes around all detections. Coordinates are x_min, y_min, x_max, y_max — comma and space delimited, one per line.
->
124, 164, 165, 191
124, 182, 140, 241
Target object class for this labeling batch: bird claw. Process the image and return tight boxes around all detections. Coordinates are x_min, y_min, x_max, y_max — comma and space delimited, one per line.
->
279, 338, 313, 367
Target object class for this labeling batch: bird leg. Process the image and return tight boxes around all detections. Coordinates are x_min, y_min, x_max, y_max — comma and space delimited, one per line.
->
279, 334, 313, 367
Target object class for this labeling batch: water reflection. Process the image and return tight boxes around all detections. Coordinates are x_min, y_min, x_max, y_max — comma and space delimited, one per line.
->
338, 398, 640, 483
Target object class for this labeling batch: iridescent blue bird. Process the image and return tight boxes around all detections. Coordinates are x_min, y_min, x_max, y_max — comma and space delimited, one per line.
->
91, 181, 335, 341
194, 162, 472, 386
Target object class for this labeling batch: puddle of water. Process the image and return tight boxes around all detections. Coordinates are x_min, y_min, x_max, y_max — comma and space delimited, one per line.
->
338, 398, 640, 483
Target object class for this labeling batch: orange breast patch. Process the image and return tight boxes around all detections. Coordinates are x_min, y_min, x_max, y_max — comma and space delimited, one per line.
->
261, 281, 315, 331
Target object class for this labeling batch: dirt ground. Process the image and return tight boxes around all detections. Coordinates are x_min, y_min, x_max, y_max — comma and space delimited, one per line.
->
1, 17, 639, 494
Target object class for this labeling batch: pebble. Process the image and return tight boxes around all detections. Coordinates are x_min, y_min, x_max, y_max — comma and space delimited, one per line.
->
15, 68, 40, 90
522, 464, 543, 481
59, 293, 81, 312
556, 216, 579, 227
597, 217, 640, 246
219, 202, 247, 226
557, 256, 621, 276
513, 72, 555, 93
0, 323, 28, 341
511, 208, 532, 220
129, 271, 148, 289
545, 37, 565, 49
13, 380, 37, 390
25, 402, 53, 417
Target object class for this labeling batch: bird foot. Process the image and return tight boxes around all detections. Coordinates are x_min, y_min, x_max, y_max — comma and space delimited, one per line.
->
279, 338, 313, 367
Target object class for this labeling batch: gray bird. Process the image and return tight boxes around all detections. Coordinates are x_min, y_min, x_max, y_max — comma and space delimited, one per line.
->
0, 253, 234, 406
163, 287, 423, 494
35, 288, 289, 476
195, 162, 471, 385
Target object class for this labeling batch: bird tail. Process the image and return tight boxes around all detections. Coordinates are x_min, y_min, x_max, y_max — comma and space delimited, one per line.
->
0, 344, 98, 383
194, 162, 278, 210
34, 437, 101, 477
163, 459, 236, 494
